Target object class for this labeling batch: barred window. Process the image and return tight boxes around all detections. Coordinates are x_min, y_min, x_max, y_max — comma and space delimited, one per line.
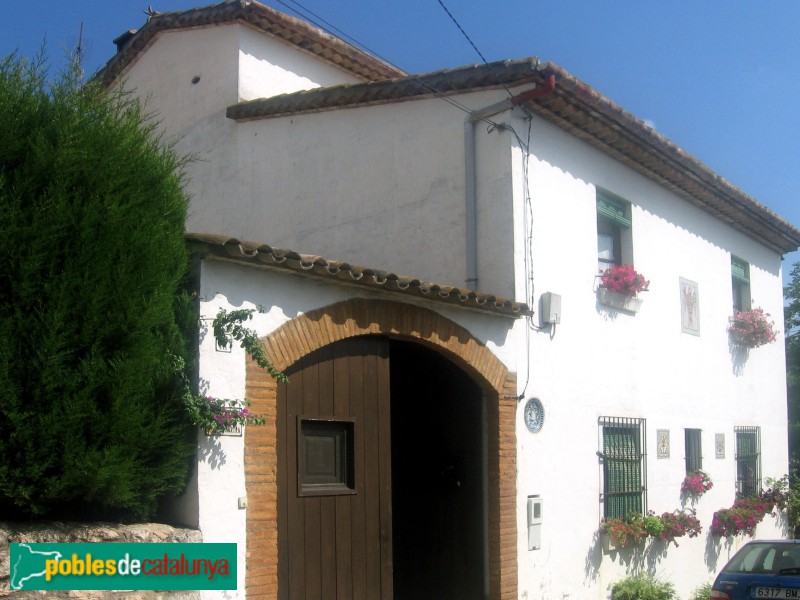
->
735, 426, 761, 496
600, 417, 646, 519
685, 428, 702, 473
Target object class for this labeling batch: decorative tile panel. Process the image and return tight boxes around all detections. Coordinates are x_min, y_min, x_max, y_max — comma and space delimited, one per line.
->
657, 429, 670, 459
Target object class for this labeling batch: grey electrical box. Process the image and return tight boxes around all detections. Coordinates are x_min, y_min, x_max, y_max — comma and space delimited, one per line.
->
527, 495, 543, 550
541, 292, 561, 324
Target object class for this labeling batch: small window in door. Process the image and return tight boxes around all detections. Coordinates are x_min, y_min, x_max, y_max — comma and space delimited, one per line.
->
298, 418, 356, 496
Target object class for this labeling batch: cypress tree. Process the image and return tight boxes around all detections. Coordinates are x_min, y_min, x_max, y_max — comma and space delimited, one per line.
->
0, 54, 194, 521
786, 262, 800, 466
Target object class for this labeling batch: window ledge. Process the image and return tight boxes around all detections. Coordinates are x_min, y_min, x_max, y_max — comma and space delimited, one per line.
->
597, 288, 643, 314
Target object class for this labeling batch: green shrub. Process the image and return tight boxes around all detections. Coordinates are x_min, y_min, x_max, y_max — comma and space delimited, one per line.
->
688, 583, 712, 600
642, 512, 666, 537
0, 54, 194, 520
609, 573, 676, 600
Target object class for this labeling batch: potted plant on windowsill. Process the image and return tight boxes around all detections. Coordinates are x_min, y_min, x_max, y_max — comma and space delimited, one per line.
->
599, 512, 647, 551
597, 264, 650, 313
728, 307, 778, 348
681, 470, 713, 500
659, 509, 702, 547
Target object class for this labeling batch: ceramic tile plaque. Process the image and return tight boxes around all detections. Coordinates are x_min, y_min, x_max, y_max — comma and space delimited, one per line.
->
715, 433, 725, 459
657, 429, 670, 459
680, 277, 700, 335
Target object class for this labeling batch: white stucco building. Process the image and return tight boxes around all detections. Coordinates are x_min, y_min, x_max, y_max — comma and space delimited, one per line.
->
101, 2, 800, 598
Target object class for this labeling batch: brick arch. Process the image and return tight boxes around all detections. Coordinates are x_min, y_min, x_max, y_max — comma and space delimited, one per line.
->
245, 298, 518, 600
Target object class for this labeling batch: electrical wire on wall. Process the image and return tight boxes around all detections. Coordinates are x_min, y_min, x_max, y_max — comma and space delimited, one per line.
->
518, 110, 535, 399
512, 105, 557, 400
432, 0, 549, 399
269, 0, 546, 398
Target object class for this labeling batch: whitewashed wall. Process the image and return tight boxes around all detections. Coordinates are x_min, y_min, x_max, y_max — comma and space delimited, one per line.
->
512, 112, 789, 600
237, 25, 361, 101
116, 23, 360, 138
115, 23, 793, 599
216, 88, 518, 294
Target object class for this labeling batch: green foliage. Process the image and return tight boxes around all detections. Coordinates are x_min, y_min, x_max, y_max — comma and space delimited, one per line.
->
786, 262, 800, 464
212, 307, 287, 383
642, 512, 666, 537
765, 474, 800, 537
609, 574, 676, 600
182, 307, 286, 433
601, 512, 647, 548
0, 53, 194, 520
687, 583, 712, 600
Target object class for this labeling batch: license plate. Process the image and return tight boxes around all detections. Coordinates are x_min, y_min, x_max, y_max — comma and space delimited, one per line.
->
753, 588, 800, 598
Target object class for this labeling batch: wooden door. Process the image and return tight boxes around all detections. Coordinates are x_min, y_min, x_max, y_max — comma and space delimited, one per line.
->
278, 337, 392, 600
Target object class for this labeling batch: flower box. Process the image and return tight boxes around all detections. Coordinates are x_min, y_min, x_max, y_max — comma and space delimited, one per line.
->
597, 288, 643, 313
728, 307, 777, 348
598, 264, 649, 296
681, 470, 713, 499
599, 513, 647, 552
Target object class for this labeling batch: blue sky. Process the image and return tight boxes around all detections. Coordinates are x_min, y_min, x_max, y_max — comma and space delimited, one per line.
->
3, 1, 800, 280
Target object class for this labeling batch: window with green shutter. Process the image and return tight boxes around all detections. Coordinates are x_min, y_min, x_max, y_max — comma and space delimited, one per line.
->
597, 189, 632, 271
731, 256, 751, 313
685, 428, 702, 473
600, 417, 646, 519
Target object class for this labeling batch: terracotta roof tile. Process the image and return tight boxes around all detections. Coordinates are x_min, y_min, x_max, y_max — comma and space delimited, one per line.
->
98, 0, 403, 86
186, 233, 531, 318
227, 57, 542, 120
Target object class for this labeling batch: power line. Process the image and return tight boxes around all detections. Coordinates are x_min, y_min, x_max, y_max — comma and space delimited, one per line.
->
269, 0, 502, 124
434, 0, 514, 99
272, 0, 394, 69
435, 0, 490, 65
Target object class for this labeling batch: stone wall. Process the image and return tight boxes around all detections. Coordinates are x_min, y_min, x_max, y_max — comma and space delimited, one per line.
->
1, 521, 201, 599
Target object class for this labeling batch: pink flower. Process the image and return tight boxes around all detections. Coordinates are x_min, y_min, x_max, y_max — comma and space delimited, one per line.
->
728, 307, 778, 348
599, 264, 649, 297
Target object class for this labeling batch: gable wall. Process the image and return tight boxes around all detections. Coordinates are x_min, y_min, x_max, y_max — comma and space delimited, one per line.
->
237, 25, 362, 101
115, 26, 240, 139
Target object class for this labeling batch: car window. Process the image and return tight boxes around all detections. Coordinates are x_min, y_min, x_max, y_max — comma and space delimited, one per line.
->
725, 544, 800, 574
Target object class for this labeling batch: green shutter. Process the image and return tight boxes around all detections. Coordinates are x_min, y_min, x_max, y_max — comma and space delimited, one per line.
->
731, 257, 750, 283
597, 190, 631, 229
603, 424, 643, 518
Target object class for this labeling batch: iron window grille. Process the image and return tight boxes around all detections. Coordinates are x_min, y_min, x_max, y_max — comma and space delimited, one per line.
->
599, 416, 647, 519
735, 426, 761, 496
685, 428, 702, 473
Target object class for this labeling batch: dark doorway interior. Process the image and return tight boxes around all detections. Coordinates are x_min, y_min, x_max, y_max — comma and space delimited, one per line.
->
390, 340, 485, 600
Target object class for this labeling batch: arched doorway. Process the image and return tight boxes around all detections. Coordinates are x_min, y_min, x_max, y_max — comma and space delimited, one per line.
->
275, 337, 485, 599
245, 298, 518, 600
